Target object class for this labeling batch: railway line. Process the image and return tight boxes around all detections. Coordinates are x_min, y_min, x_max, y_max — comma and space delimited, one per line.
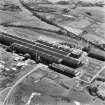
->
19, 0, 105, 51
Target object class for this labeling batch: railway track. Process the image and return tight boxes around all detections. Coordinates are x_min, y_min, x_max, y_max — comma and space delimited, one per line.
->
19, 0, 105, 51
